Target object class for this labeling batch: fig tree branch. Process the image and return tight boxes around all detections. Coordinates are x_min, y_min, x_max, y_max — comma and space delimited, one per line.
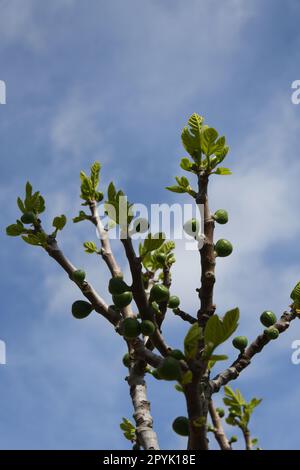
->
89, 200, 122, 277
210, 310, 297, 393
208, 400, 231, 450
196, 174, 216, 326
127, 363, 160, 450
45, 236, 121, 325
173, 308, 197, 324
121, 236, 170, 356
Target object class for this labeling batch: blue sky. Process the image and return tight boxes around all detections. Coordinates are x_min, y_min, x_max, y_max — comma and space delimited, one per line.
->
1, 0, 300, 450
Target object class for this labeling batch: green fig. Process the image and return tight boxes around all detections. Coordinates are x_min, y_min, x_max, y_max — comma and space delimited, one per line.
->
140, 320, 156, 336
168, 349, 185, 360
172, 416, 189, 436
168, 296, 180, 309
131, 217, 149, 234
215, 239, 233, 257
109, 277, 130, 295
232, 336, 248, 351
230, 435, 238, 443
213, 209, 228, 224
122, 318, 141, 339
72, 269, 86, 284
260, 311, 277, 327
183, 219, 200, 237
71, 300, 93, 319
264, 326, 279, 340
290, 282, 300, 307
151, 369, 162, 380
122, 353, 131, 368
21, 212, 36, 224
216, 408, 225, 418
150, 284, 170, 303
112, 291, 133, 308
157, 357, 181, 381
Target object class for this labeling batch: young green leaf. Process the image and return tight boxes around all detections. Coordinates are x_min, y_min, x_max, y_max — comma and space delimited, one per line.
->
184, 322, 203, 360
52, 214, 67, 232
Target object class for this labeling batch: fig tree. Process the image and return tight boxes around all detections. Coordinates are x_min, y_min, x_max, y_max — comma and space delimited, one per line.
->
112, 291, 133, 308
232, 336, 248, 351
21, 212, 36, 224
168, 296, 180, 309
71, 300, 93, 319
183, 218, 200, 237
168, 349, 185, 360
157, 356, 181, 381
264, 326, 279, 340
150, 284, 170, 303
213, 209, 228, 224
260, 310, 277, 327
122, 318, 141, 339
140, 320, 156, 336
122, 353, 131, 368
215, 239, 233, 257
172, 416, 189, 436
109, 277, 130, 295
72, 269, 86, 284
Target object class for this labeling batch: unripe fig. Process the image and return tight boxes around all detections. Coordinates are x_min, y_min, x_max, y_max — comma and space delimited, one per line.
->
215, 239, 233, 257
140, 320, 156, 336
216, 407, 225, 418
112, 291, 133, 308
157, 357, 181, 381
150, 284, 170, 303
72, 269, 86, 284
151, 369, 162, 380
151, 301, 161, 315
232, 336, 248, 351
71, 300, 93, 319
168, 349, 185, 360
172, 416, 189, 436
260, 310, 277, 327
183, 218, 200, 237
264, 326, 279, 340
21, 212, 36, 224
131, 217, 149, 234
122, 318, 141, 339
230, 435, 238, 443
290, 282, 300, 307
122, 353, 131, 368
213, 209, 228, 224
109, 277, 130, 295
168, 296, 180, 309
156, 253, 167, 264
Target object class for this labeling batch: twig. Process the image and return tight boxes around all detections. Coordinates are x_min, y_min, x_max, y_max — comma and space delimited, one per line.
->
89, 201, 122, 277
210, 310, 297, 393
208, 400, 231, 450
173, 308, 197, 324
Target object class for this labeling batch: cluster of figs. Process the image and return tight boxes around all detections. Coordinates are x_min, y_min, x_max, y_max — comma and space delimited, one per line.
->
183, 210, 233, 257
